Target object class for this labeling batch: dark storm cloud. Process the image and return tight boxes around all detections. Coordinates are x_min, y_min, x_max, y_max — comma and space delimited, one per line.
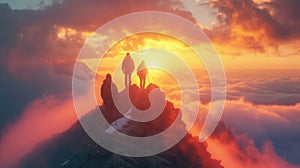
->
262, 0, 300, 40
45, 0, 196, 31
204, 0, 300, 53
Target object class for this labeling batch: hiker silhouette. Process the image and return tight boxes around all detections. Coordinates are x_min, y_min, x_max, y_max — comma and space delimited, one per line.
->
137, 61, 148, 90
122, 53, 135, 88
101, 73, 118, 108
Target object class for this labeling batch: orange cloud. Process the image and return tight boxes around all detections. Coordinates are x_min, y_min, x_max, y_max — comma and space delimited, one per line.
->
204, 0, 300, 57
207, 133, 299, 168
206, 98, 300, 166
0, 95, 77, 168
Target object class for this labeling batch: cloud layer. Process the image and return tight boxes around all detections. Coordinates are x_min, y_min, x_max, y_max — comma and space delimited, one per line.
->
222, 99, 300, 164
208, 129, 299, 168
0, 95, 77, 168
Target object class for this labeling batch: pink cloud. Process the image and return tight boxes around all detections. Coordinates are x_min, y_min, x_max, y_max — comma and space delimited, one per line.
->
0, 95, 77, 168
222, 98, 299, 139
207, 133, 298, 168
203, 98, 300, 167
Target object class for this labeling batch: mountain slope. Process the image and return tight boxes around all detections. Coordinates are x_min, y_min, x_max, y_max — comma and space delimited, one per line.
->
20, 84, 223, 168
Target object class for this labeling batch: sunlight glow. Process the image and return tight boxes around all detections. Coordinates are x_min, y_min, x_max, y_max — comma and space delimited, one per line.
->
93, 32, 209, 107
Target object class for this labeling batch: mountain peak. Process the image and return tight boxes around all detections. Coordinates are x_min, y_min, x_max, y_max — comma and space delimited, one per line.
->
101, 83, 180, 137
20, 82, 224, 168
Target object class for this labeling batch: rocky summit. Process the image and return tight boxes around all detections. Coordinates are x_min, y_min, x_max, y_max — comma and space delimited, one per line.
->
20, 84, 224, 168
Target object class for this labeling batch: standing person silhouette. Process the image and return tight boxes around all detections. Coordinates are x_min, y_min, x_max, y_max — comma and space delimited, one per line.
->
122, 53, 135, 88
137, 61, 148, 90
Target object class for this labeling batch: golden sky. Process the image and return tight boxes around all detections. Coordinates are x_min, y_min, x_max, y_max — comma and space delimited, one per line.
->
90, 32, 210, 107
1, 1, 300, 167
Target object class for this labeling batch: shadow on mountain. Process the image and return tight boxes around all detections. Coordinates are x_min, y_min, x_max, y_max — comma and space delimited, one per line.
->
101, 83, 180, 137
20, 83, 224, 168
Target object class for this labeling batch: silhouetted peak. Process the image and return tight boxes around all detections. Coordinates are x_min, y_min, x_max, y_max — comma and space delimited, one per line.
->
127, 83, 161, 110
20, 82, 224, 168
100, 82, 180, 137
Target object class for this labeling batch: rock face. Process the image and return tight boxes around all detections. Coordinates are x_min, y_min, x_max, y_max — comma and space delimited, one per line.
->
20, 84, 224, 168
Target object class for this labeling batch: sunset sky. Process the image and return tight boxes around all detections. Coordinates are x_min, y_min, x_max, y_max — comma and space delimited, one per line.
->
0, 0, 300, 168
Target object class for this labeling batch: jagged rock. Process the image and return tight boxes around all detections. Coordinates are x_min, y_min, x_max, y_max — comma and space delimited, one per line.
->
20, 83, 224, 168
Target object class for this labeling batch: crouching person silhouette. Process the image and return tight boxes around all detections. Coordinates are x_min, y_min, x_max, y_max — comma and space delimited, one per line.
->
101, 73, 118, 108
101, 74, 119, 123
137, 61, 148, 90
